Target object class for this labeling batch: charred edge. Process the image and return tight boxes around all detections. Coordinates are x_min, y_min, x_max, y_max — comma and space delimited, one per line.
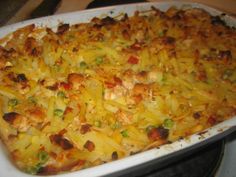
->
3, 112, 19, 124
80, 124, 91, 134
211, 16, 226, 26
57, 24, 70, 35
16, 74, 28, 82
49, 134, 73, 150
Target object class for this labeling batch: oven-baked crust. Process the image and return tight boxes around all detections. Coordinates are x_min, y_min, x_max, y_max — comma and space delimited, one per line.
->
0, 6, 235, 175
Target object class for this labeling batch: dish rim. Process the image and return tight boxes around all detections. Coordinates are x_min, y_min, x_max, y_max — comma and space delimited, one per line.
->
0, 1, 235, 177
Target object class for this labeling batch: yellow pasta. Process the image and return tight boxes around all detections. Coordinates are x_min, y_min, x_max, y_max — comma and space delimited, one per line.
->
0, 6, 235, 175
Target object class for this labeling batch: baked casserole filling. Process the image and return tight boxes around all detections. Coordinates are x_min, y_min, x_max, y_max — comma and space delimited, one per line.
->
0, 7, 235, 175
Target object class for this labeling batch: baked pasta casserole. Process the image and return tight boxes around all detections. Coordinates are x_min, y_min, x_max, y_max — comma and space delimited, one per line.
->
0, 6, 235, 175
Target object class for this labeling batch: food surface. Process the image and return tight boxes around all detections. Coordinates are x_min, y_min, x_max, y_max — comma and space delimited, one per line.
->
0, 6, 235, 175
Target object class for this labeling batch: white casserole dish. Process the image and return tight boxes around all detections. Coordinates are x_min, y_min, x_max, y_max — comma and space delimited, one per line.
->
0, 1, 235, 177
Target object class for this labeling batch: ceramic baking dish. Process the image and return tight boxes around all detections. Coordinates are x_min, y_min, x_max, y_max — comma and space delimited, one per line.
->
0, 1, 235, 177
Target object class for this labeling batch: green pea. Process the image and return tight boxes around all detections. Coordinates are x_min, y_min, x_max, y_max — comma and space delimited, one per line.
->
222, 69, 233, 80
80, 61, 87, 69
95, 57, 103, 65
25, 163, 42, 175
161, 74, 167, 82
28, 96, 37, 104
158, 31, 164, 37
38, 150, 49, 164
94, 120, 101, 127
53, 65, 61, 72
163, 118, 174, 129
111, 121, 121, 130
121, 129, 129, 137
54, 109, 64, 117
57, 91, 66, 98
8, 99, 18, 107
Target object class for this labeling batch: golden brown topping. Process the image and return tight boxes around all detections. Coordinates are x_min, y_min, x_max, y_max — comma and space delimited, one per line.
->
3, 112, 29, 132
64, 107, 73, 115
16, 74, 27, 83
3, 112, 19, 124
83, 140, 95, 152
60, 82, 72, 90
196, 63, 207, 82
57, 24, 70, 35
132, 94, 143, 104
211, 16, 226, 26
207, 115, 217, 126
0, 46, 16, 59
115, 109, 132, 125
58, 129, 67, 135
122, 29, 130, 40
27, 107, 46, 124
128, 56, 139, 64
0, 58, 6, 69
162, 36, 176, 45
92, 16, 116, 28
135, 71, 148, 83
104, 81, 116, 89
105, 76, 122, 89
147, 126, 169, 141
38, 165, 58, 175
0, 47, 17, 69
0, 6, 235, 175
218, 50, 232, 61
132, 83, 150, 96
46, 83, 58, 91
49, 134, 74, 150
193, 112, 201, 119
38, 160, 85, 175
111, 151, 118, 160
67, 73, 84, 84
80, 124, 91, 134
130, 41, 143, 51
24, 37, 42, 57
101, 16, 116, 25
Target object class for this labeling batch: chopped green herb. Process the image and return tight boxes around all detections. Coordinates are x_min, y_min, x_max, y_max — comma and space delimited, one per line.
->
57, 91, 66, 98
8, 98, 18, 107
111, 121, 121, 130
163, 118, 174, 129
68, 34, 75, 39
162, 74, 167, 82
94, 120, 102, 127
95, 57, 103, 65
145, 125, 155, 133
54, 109, 64, 117
28, 96, 37, 104
158, 31, 164, 37
222, 69, 233, 80
25, 163, 42, 175
53, 65, 61, 72
80, 61, 87, 69
38, 150, 49, 164
121, 129, 129, 137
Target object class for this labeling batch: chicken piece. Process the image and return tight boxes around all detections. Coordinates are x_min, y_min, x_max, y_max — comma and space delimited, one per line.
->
24, 37, 42, 57
135, 71, 148, 83
121, 69, 135, 90
115, 109, 133, 125
104, 86, 126, 100
132, 83, 150, 96
26, 106, 46, 126
67, 73, 84, 89
83, 140, 95, 152
50, 134, 74, 150
3, 112, 29, 132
